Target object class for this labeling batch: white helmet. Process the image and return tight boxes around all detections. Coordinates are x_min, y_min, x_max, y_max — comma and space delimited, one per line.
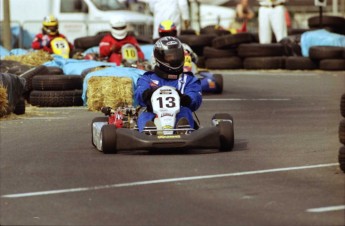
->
110, 16, 127, 40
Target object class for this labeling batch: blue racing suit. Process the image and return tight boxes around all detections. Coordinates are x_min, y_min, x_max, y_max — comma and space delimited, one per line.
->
135, 71, 202, 132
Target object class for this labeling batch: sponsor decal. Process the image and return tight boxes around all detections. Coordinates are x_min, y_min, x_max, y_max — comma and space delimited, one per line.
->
157, 135, 181, 139
161, 112, 174, 117
166, 41, 178, 45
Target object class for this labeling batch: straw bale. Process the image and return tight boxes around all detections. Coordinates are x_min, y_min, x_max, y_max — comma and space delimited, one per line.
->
0, 84, 9, 117
87, 76, 133, 111
3, 50, 53, 66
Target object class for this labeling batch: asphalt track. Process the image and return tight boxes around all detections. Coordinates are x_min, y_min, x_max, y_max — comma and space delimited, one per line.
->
1, 70, 344, 226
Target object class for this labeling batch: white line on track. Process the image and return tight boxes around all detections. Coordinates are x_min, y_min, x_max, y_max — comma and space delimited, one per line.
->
203, 98, 290, 101
1, 163, 338, 199
306, 205, 345, 213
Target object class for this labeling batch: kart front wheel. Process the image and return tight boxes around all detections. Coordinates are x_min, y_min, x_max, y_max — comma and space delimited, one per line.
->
218, 121, 234, 152
101, 125, 117, 154
91, 117, 108, 147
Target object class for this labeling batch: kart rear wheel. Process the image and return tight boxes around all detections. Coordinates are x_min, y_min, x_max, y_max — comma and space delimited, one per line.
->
218, 121, 234, 152
91, 117, 108, 147
101, 125, 118, 154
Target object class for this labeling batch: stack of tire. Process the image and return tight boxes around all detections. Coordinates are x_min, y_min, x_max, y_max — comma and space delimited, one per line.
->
339, 93, 345, 173
308, 46, 345, 71
21, 65, 84, 107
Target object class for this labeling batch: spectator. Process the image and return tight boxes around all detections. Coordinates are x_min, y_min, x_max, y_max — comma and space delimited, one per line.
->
135, 36, 202, 132
257, 0, 288, 43
99, 16, 145, 66
32, 15, 73, 56
234, 0, 255, 32
148, 0, 190, 40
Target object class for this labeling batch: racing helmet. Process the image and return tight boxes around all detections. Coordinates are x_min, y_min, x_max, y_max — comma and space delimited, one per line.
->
42, 15, 59, 35
158, 20, 177, 37
109, 16, 128, 40
154, 36, 185, 78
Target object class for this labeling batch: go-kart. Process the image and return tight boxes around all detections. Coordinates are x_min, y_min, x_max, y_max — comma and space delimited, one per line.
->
184, 50, 223, 94
51, 37, 70, 58
91, 86, 234, 154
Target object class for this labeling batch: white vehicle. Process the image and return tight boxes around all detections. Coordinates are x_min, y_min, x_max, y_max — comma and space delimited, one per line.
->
0, 0, 153, 45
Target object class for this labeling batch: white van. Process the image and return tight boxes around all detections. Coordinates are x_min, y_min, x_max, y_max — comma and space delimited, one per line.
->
0, 0, 153, 46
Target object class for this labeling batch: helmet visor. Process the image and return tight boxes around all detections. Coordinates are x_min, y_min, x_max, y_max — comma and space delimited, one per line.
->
159, 48, 184, 68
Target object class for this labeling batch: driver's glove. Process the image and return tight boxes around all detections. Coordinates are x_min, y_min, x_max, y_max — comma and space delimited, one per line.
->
142, 88, 156, 112
177, 90, 192, 107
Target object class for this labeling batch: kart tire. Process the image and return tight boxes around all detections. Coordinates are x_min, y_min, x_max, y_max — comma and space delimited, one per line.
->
29, 90, 83, 107
338, 146, 345, 173
214, 74, 223, 94
341, 93, 345, 118
218, 121, 234, 152
91, 117, 108, 147
32, 75, 83, 91
339, 119, 345, 145
101, 125, 117, 154
13, 98, 25, 115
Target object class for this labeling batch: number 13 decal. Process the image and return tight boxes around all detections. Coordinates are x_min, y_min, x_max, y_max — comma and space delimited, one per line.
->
156, 96, 176, 108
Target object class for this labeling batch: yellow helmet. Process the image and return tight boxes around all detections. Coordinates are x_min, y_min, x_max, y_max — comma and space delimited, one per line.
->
42, 15, 59, 35
158, 20, 177, 37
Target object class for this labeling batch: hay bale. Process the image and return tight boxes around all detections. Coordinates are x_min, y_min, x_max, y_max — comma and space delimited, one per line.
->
0, 84, 9, 117
3, 50, 53, 66
87, 76, 133, 111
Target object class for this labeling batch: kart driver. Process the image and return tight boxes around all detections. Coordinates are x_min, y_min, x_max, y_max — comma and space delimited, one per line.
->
32, 15, 73, 54
99, 16, 145, 66
152, 19, 198, 72
135, 36, 202, 132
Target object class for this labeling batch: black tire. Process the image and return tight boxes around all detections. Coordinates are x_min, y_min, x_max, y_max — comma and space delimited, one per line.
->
205, 57, 243, 69
309, 46, 345, 61
200, 25, 231, 36
341, 93, 345, 118
243, 57, 285, 70
213, 74, 223, 94
339, 119, 345, 145
218, 121, 234, 152
238, 43, 285, 58
178, 34, 216, 47
203, 46, 237, 58
74, 34, 105, 50
29, 90, 83, 107
308, 16, 345, 34
91, 117, 108, 147
319, 59, 345, 71
32, 75, 83, 91
212, 113, 235, 151
338, 146, 345, 173
41, 67, 64, 75
285, 57, 318, 70
212, 33, 254, 49
101, 125, 117, 154
19, 65, 49, 92
13, 98, 25, 115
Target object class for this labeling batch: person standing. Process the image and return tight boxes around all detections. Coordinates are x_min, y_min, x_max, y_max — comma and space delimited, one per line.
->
257, 0, 288, 44
235, 0, 255, 32
148, 0, 190, 40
